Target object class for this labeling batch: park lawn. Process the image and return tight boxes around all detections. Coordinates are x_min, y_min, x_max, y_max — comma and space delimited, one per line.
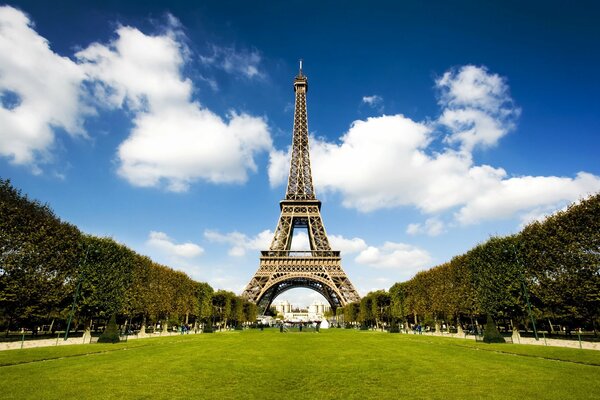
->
1, 329, 599, 399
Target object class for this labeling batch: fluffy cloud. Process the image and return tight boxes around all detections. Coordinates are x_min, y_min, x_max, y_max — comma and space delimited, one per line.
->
354, 241, 432, 270
0, 8, 272, 187
146, 231, 204, 258
207, 228, 430, 275
268, 147, 291, 188
455, 172, 599, 224
437, 65, 520, 152
0, 6, 88, 172
204, 229, 320, 257
329, 234, 368, 255
269, 65, 600, 226
406, 217, 445, 236
204, 229, 273, 257
77, 24, 272, 191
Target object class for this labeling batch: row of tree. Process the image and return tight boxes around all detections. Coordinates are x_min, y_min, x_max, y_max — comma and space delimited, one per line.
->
0, 179, 256, 335
340, 193, 600, 334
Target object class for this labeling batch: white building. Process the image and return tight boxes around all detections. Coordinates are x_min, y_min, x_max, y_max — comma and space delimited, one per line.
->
274, 300, 330, 322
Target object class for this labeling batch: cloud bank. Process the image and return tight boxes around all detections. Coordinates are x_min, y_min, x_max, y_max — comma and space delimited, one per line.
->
0, 7, 272, 190
269, 65, 600, 226
0, 6, 88, 173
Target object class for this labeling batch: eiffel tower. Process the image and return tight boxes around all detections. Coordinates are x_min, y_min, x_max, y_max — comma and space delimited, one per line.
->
242, 62, 360, 311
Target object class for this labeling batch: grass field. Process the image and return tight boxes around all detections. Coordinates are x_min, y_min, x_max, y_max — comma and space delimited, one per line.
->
1, 329, 599, 399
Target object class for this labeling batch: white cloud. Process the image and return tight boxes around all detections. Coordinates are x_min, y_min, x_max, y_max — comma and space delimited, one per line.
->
269, 65, 600, 226
455, 172, 600, 225
200, 44, 263, 79
329, 234, 368, 254
146, 231, 204, 258
355, 241, 432, 271
204, 229, 318, 257
76, 23, 272, 191
362, 95, 383, 107
437, 65, 520, 152
204, 229, 272, 257
268, 148, 290, 187
406, 217, 445, 236
0, 6, 88, 172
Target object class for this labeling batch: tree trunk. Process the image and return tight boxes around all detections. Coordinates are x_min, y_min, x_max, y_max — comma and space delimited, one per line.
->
139, 315, 147, 336
48, 318, 55, 335
185, 312, 189, 325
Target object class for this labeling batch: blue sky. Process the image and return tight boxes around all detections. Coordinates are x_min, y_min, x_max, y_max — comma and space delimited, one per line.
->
1, 1, 599, 306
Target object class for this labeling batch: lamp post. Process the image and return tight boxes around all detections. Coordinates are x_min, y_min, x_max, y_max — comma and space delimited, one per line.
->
511, 244, 539, 341
65, 246, 89, 341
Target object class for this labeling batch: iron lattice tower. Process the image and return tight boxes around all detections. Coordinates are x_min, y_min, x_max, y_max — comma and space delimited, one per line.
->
242, 63, 360, 311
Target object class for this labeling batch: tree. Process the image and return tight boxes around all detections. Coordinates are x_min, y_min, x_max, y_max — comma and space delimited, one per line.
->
243, 301, 258, 324
195, 282, 214, 326
390, 282, 410, 330
522, 193, 600, 333
0, 179, 81, 333
344, 302, 360, 326
370, 290, 391, 329
76, 235, 135, 333
359, 295, 374, 328
212, 290, 235, 329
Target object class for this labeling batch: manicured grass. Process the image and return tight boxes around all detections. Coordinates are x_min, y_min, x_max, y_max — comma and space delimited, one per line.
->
1, 329, 599, 399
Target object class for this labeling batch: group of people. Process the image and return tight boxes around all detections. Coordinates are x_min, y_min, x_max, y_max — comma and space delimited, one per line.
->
279, 321, 321, 333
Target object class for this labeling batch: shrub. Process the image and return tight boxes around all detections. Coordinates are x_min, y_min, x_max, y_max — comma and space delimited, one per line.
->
97, 314, 120, 343
483, 315, 505, 343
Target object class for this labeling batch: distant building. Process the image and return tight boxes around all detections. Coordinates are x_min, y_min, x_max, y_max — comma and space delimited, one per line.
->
274, 300, 330, 322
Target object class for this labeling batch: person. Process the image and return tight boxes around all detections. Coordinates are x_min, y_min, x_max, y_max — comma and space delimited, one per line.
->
417, 324, 422, 335
280, 323, 283, 333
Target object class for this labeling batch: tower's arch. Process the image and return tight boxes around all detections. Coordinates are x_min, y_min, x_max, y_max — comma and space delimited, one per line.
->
255, 274, 344, 312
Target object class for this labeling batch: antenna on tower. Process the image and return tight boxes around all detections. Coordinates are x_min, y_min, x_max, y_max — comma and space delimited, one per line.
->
299, 59, 303, 74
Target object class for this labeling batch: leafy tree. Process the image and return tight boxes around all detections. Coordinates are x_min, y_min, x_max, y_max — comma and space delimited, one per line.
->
359, 295, 374, 327
0, 179, 81, 333
522, 194, 600, 333
343, 302, 360, 326
243, 301, 257, 324
196, 282, 214, 325
370, 290, 391, 329
212, 290, 235, 328
76, 235, 135, 333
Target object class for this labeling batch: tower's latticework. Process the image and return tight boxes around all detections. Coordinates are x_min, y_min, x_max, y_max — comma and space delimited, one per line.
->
242, 64, 360, 311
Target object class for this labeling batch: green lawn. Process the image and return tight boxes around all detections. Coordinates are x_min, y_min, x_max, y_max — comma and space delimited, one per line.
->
1, 329, 599, 399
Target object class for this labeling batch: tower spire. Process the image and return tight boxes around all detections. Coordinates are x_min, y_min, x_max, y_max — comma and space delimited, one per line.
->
287, 62, 314, 200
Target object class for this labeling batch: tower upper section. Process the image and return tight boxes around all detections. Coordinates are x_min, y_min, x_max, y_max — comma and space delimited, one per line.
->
285, 61, 316, 201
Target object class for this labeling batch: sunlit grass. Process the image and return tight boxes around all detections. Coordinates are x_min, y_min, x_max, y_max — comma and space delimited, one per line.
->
1, 329, 599, 399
